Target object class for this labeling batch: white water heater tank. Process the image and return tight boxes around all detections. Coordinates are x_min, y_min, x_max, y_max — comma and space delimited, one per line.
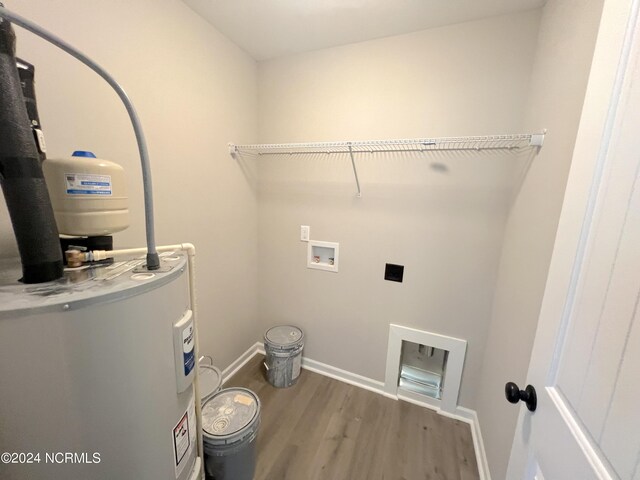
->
0, 253, 201, 480
43, 150, 129, 236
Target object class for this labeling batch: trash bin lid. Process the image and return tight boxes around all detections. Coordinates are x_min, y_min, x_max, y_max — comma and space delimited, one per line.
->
199, 364, 222, 401
202, 388, 260, 444
264, 325, 304, 350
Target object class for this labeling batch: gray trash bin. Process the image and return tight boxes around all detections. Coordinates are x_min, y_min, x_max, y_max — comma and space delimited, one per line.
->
202, 387, 261, 480
263, 325, 304, 388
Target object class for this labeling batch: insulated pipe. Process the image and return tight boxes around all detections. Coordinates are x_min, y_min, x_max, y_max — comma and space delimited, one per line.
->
0, 6, 63, 283
0, 5, 160, 270
16, 58, 46, 162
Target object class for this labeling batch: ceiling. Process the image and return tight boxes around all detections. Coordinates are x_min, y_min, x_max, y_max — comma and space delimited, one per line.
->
182, 0, 545, 61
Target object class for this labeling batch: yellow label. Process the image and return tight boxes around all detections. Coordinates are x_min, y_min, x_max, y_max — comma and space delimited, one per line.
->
234, 394, 254, 406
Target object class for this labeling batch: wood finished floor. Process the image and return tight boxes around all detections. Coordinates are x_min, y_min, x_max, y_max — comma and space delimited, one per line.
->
224, 355, 480, 480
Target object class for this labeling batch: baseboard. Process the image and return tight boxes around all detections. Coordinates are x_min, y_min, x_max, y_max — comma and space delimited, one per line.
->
303, 356, 397, 400
221, 342, 262, 384
463, 408, 492, 480
224, 342, 490, 480
254, 343, 395, 399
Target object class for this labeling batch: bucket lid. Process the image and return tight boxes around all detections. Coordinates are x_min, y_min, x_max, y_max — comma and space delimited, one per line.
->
199, 364, 222, 401
202, 388, 260, 443
264, 325, 304, 350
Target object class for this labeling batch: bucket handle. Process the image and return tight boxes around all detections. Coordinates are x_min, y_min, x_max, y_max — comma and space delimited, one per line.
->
263, 362, 270, 371
199, 355, 213, 366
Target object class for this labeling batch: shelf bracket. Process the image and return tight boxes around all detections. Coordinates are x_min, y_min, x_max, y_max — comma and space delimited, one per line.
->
348, 144, 362, 198
228, 143, 239, 159
529, 131, 546, 149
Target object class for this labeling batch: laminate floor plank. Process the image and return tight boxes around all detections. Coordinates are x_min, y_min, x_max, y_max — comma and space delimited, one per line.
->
257, 374, 324, 475
266, 378, 347, 480
223, 355, 480, 480
454, 420, 479, 480
279, 380, 341, 480
347, 393, 393, 480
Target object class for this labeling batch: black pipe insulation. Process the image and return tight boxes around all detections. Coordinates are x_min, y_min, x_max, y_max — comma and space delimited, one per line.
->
16, 57, 46, 162
0, 11, 63, 283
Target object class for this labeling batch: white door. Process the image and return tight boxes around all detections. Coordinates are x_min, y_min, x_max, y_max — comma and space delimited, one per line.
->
507, 0, 640, 478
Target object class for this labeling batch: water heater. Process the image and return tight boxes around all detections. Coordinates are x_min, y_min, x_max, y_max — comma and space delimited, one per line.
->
0, 253, 201, 480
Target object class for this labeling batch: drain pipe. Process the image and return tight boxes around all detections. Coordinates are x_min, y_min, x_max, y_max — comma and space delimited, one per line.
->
0, 5, 160, 270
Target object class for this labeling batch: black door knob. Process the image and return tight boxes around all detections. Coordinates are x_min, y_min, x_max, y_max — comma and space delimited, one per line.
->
505, 382, 537, 412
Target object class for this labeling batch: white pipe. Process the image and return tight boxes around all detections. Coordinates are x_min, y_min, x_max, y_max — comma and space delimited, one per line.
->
99, 243, 205, 477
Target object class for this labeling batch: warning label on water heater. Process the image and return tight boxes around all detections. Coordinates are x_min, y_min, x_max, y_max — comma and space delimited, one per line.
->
173, 395, 196, 479
65, 173, 112, 195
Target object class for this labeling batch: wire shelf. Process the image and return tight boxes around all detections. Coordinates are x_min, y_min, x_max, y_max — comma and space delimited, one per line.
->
229, 133, 545, 157
228, 133, 545, 197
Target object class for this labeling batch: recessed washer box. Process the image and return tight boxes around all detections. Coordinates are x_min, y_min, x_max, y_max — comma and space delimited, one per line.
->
307, 240, 339, 272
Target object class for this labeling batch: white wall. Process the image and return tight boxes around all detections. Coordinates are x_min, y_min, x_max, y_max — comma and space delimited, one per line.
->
0, 0, 260, 371
474, 0, 604, 477
255, 10, 541, 408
